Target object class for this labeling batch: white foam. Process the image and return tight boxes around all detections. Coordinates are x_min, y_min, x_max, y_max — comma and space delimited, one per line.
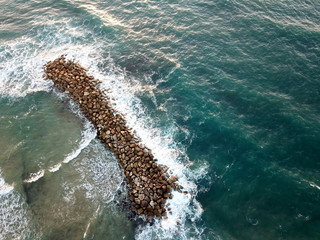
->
63, 121, 96, 163
46, 117, 96, 174
20, 120, 96, 184
0, 42, 52, 98
48, 163, 62, 173
0, 16, 101, 181
77, 140, 124, 203
83, 204, 101, 239
80, 3, 125, 27
0, 190, 35, 239
0, 17, 104, 99
59, 139, 124, 218
0, 177, 14, 195
23, 169, 45, 183
310, 183, 320, 191
0, 172, 36, 239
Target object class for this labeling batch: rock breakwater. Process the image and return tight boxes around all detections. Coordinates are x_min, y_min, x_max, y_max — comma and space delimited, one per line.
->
44, 55, 185, 219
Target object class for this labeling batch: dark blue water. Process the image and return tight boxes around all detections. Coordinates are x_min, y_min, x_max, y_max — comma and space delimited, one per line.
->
1, 0, 320, 239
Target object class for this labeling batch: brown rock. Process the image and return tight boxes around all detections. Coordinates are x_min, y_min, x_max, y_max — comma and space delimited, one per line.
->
141, 200, 148, 208
150, 201, 155, 208
138, 194, 144, 200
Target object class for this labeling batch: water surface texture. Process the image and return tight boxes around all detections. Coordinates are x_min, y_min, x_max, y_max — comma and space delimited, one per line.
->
1, 0, 320, 239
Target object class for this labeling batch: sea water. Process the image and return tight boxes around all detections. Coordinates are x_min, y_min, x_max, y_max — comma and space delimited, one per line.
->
1, 0, 320, 239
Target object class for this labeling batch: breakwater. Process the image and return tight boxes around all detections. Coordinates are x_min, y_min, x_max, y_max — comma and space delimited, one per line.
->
44, 55, 184, 219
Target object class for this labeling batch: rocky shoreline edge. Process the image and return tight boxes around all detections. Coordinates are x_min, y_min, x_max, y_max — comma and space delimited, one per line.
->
44, 55, 186, 219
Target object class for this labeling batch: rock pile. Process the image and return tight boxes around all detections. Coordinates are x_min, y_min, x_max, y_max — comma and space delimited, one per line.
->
44, 55, 185, 219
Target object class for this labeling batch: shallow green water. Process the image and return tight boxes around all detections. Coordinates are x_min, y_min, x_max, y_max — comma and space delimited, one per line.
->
1, 0, 320, 239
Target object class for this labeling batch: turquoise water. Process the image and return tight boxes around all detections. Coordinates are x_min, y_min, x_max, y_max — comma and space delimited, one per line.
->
1, 0, 320, 239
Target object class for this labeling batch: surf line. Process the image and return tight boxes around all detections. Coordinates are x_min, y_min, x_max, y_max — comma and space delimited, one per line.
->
44, 55, 186, 219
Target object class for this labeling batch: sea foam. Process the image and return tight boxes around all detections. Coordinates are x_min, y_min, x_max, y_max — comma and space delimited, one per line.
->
0, 172, 37, 239
0, 175, 14, 195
